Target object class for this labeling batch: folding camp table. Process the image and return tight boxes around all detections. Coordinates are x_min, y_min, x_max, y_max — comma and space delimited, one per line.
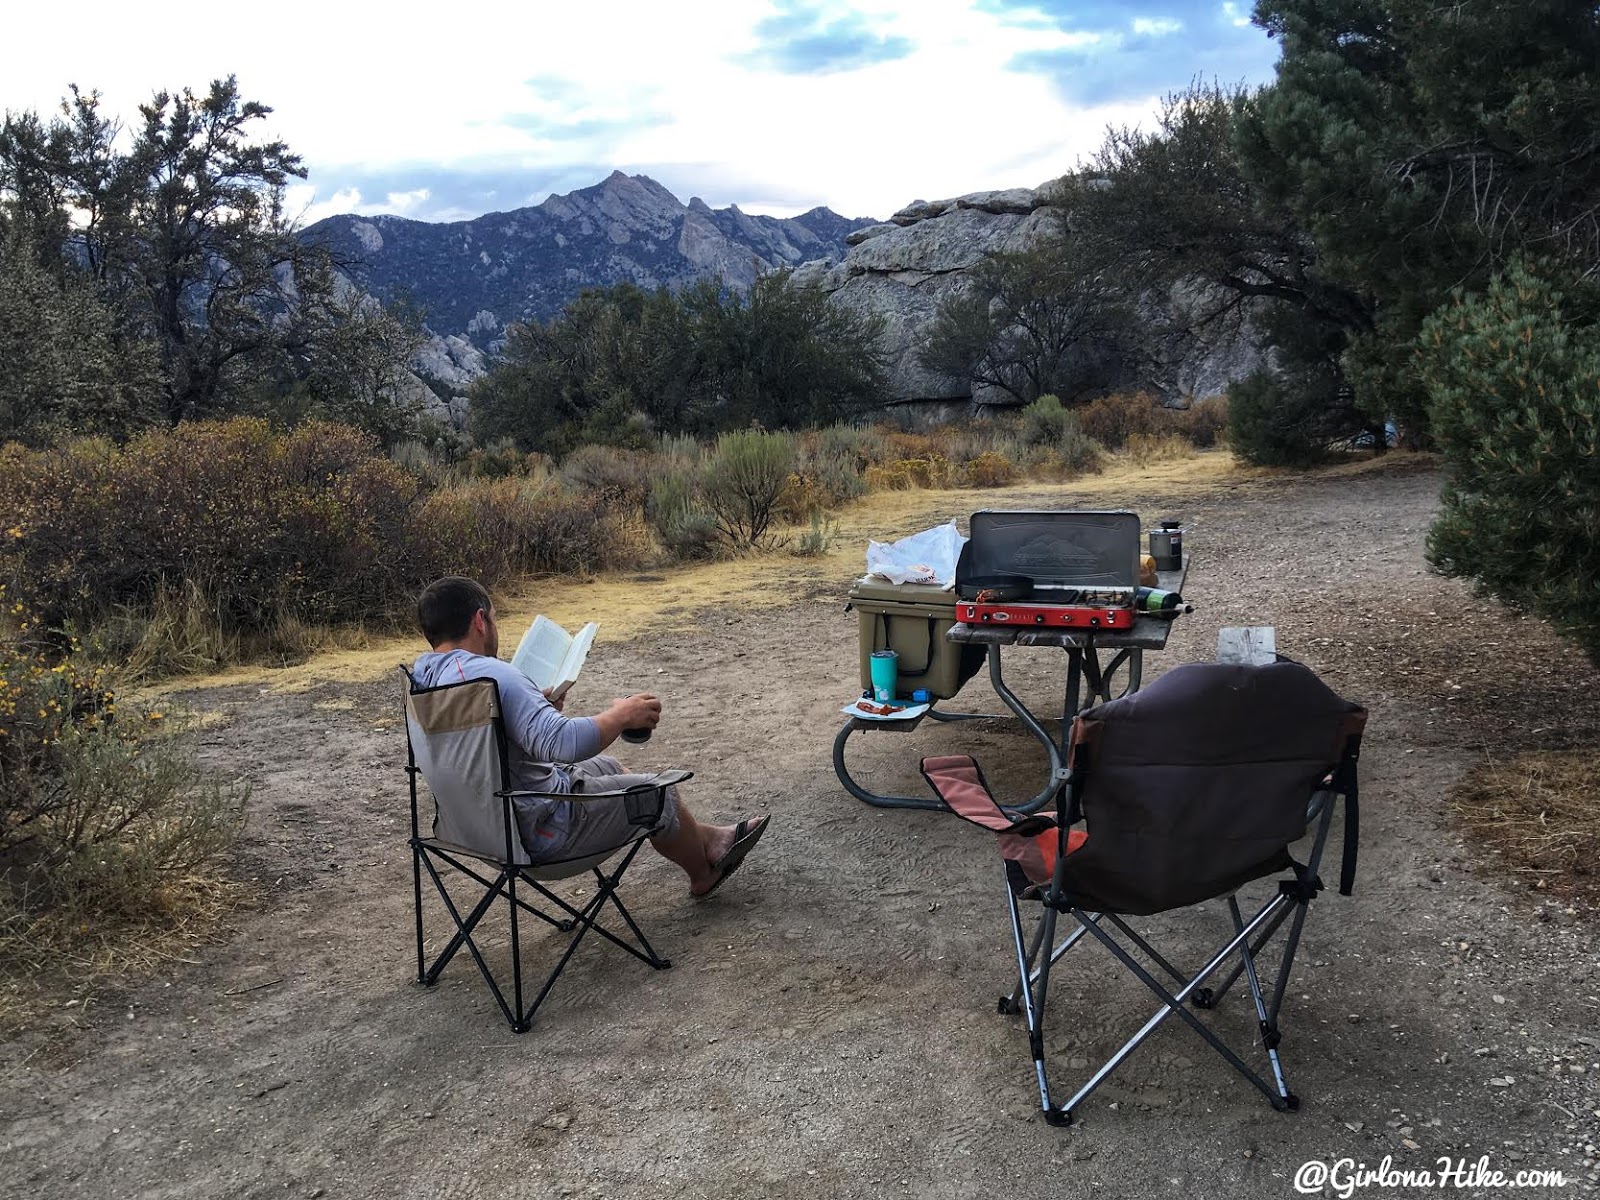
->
834, 558, 1189, 816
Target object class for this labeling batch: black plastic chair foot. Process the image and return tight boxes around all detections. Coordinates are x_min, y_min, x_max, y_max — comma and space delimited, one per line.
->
557, 920, 577, 932
1044, 1106, 1073, 1127
651, 957, 673, 970
1283, 1093, 1300, 1112
1192, 987, 1215, 1009
998, 995, 1020, 1015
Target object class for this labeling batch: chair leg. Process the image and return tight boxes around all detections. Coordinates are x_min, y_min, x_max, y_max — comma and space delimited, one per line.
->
517, 841, 670, 969
601, 882, 671, 969
1048, 897, 1297, 1120
1006, 879, 1069, 1123
414, 840, 670, 1034
412, 844, 428, 985
1000, 901, 1050, 1016
512, 843, 670, 1026
1228, 897, 1298, 1109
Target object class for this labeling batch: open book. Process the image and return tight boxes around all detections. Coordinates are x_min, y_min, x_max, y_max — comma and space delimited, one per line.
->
510, 616, 598, 701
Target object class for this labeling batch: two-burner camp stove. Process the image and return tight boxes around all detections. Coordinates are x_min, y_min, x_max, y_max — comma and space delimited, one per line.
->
956, 593, 1136, 630
955, 511, 1142, 629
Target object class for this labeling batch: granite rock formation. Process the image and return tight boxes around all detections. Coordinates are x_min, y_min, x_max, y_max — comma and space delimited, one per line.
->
795, 180, 1265, 412
792, 185, 1066, 407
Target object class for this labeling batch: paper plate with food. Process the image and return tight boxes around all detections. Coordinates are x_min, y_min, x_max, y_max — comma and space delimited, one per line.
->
841, 698, 931, 721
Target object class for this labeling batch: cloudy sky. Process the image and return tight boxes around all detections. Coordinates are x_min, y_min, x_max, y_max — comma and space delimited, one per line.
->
6, 1, 1279, 225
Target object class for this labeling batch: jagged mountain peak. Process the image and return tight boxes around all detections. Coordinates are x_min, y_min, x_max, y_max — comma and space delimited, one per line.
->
301, 173, 877, 357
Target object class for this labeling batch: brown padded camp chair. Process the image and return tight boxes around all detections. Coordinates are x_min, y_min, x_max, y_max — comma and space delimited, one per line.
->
921, 660, 1365, 1125
402, 670, 690, 1033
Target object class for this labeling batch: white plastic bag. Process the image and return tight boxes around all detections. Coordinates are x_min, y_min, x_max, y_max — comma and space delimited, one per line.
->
866, 520, 966, 588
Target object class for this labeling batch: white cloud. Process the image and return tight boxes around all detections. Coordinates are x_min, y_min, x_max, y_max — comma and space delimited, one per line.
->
287, 185, 363, 227
1222, 2, 1254, 29
382, 189, 432, 216
4, 1, 1271, 222
1132, 17, 1184, 36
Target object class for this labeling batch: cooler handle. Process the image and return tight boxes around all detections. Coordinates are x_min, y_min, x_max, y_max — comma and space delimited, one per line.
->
875, 613, 936, 679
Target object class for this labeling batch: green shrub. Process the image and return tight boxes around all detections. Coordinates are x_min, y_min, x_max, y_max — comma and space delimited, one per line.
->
390, 437, 451, 488
457, 439, 546, 481
1019, 441, 1105, 480
0, 590, 243, 961
1225, 370, 1338, 467
559, 443, 657, 510
701, 430, 797, 549
811, 452, 869, 508
801, 424, 876, 509
792, 511, 839, 557
645, 468, 722, 562
942, 418, 1021, 467
1020, 394, 1073, 446
0, 418, 642, 670
1419, 261, 1600, 665
0, 419, 430, 632
775, 472, 825, 523
656, 434, 705, 470
816, 423, 889, 471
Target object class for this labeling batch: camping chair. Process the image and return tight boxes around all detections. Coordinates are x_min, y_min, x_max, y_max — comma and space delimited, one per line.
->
920, 660, 1365, 1125
402, 669, 690, 1033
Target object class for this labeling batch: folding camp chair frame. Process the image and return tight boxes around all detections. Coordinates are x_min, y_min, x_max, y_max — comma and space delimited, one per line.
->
999, 742, 1359, 1125
403, 672, 687, 1033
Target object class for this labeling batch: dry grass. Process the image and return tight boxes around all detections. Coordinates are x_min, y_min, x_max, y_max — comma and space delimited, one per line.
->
1123, 432, 1199, 466
0, 871, 244, 1037
1448, 751, 1597, 902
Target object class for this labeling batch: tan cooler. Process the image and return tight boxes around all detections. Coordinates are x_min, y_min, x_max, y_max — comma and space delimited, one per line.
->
847, 576, 987, 701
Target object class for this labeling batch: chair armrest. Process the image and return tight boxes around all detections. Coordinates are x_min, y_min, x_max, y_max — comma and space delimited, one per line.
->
502, 768, 694, 803
508, 769, 692, 830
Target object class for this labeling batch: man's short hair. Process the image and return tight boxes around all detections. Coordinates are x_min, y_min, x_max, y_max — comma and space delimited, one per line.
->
417, 576, 493, 647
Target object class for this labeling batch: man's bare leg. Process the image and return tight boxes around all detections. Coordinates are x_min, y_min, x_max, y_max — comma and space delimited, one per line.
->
649, 797, 758, 895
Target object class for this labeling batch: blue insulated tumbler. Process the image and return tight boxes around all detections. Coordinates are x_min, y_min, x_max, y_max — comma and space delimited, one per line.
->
869, 649, 899, 702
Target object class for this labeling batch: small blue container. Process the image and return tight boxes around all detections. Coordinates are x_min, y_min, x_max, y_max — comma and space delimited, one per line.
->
911, 688, 931, 704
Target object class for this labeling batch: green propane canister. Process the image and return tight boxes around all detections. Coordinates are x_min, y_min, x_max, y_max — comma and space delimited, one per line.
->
1135, 586, 1194, 614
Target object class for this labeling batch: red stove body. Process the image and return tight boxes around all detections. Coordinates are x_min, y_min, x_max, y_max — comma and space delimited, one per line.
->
957, 601, 1135, 630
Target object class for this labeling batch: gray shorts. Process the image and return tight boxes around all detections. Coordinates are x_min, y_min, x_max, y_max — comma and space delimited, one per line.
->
549, 755, 681, 862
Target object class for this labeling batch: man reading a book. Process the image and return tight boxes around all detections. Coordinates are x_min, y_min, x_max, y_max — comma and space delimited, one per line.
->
411, 576, 770, 896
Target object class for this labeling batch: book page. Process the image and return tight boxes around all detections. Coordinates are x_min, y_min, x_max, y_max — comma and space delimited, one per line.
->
551, 622, 599, 698
510, 615, 571, 690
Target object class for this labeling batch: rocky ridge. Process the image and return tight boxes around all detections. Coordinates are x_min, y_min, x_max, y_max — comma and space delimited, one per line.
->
795, 180, 1265, 410
303, 172, 873, 360
793, 185, 1067, 408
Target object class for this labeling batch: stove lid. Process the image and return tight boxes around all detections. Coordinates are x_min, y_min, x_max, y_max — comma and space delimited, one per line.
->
961, 510, 1140, 590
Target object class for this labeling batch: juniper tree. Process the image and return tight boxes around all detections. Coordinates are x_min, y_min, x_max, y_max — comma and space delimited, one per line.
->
1419, 260, 1600, 666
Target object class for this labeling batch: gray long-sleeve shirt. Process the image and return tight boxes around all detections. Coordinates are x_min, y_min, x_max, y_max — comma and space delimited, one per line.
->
411, 648, 603, 850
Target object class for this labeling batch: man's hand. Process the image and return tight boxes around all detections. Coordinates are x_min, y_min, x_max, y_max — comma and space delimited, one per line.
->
541, 686, 566, 713
611, 693, 661, 730
594, 692, 661, 746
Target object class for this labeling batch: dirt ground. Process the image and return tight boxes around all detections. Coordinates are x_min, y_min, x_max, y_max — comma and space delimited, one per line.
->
3, 453, 1597, 1198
